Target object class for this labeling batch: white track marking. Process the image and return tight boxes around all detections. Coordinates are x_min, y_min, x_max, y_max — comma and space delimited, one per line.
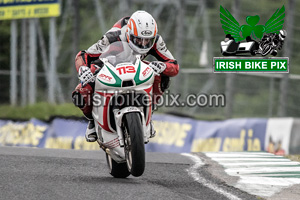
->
226, 167, 300, 176
181, 153, 242, 200
205, 153, 275, 157
222, 162, 300, 167
242, 174, 300, 177
211, 158, 291, 162
206, 152, 274, 156
205, 152, 300, 197
236, 177, 300, 197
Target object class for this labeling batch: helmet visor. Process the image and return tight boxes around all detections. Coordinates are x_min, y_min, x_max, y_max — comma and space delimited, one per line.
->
129, 34, 155, 50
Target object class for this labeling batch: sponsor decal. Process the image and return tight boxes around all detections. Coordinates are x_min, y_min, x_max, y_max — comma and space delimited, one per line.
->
141, 30, 152, 36
98, 65, 122, 87
134, 62, 153, 86
142, 66, 151, 77
116, 66, 136, 75
99, 74, 112, 82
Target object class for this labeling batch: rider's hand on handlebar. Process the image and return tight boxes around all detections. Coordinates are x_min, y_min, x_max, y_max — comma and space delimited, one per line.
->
90, 63, 101, 75
78, 66, 95, 86
149, 61, 166, 75
90, 59, 104, 75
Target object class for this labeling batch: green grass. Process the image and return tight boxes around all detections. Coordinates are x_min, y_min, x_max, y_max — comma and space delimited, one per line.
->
0, 102, 224, 121
0, 102, 82, 121
286, 155, 300, 162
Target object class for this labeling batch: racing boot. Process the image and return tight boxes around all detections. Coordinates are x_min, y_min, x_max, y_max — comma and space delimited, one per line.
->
85, 120, 97, 142
149, 103, 156, 138
150, 120, 156, 138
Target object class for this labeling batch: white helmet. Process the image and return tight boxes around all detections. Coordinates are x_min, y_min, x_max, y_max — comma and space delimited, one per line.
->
126, 11, 157, 54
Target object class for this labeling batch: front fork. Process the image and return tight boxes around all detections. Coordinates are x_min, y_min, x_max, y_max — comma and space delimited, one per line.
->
113, 106, 148, 147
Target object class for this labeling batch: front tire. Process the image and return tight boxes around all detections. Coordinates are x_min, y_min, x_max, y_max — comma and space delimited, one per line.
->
123, 112, 145, 177
271, 50, 277, 56
106, 153, 130, 178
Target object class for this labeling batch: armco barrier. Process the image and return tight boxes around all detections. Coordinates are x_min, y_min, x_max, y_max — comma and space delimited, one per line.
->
0, 115, 297, 154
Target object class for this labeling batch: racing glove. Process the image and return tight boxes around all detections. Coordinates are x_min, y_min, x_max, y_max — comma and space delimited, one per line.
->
149, 61, 166, 75
78, 66, 95, 86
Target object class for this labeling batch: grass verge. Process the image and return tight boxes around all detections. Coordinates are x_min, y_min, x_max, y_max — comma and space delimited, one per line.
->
286, 155, 300, 162
0, 102, 82, 121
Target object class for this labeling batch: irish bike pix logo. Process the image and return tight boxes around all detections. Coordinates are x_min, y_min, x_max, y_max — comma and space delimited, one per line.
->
214, 5, 289, 73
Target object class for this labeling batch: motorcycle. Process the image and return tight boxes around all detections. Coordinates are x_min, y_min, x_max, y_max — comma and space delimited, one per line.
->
220, 35, 259, 56
258, 35, 281, 56
92, 41, 154, 178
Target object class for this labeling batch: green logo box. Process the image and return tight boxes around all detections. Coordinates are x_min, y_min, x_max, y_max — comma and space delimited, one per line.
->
213, 57, 289, 73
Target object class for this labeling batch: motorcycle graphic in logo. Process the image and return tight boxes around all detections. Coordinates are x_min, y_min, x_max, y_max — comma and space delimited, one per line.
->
219, 5, 287, 56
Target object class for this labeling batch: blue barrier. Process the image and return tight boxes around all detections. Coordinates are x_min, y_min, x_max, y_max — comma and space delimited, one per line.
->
148, 115, 267, 153
192, 118, 267, 152
0, 118, 48, 148
146, 114, 197, 153
0, 115, 272, 153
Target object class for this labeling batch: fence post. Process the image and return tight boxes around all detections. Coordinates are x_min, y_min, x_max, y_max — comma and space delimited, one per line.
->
69, 1, 80, 95
278, 0, 295, 117
48, 17, 57, 104
173, 0, 185, 94
21, 19, 28, 106
225, 0, 240, 118
29, 19, 37, 104
10, 20, 17, 106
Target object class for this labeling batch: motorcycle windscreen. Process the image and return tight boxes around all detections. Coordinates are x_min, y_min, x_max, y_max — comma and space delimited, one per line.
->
100, 41, 138, 66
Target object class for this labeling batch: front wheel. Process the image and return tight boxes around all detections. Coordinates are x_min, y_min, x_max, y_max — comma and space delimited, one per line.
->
123, 112, 145, 177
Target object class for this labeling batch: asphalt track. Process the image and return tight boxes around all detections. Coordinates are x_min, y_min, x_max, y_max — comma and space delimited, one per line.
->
0, 147, 260, 200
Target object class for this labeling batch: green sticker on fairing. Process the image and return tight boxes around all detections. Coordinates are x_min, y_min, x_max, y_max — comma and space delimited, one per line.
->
98, 62, 153, 87
98, 65, 122, 87
134, 61, 153, 86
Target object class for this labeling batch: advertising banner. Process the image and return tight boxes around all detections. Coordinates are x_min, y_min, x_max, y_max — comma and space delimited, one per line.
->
0, 0, 60, 20
191, 118, 267, 152
0, 116, 297, 154
289, 118, 300, 154
147, 116, 267, 153
0, 118, 48, 147
41, 118, 99, 150
264, 118, 293, 155
145, 114, 196, 153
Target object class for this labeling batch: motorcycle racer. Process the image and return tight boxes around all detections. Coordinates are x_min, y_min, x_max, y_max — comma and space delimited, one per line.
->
257, 29, 287, 56
72, 10, 179, 142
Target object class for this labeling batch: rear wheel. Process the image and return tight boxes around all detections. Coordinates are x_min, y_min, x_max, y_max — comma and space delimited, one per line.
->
106, 153, 130, 178
123, 112, 145, 177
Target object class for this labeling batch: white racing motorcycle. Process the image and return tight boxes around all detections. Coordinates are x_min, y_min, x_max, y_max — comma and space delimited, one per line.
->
92, 41, 154, 178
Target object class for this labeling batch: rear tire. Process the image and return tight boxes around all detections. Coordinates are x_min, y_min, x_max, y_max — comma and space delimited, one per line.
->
123, 112, 145, 177
106, 153, 130, 178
